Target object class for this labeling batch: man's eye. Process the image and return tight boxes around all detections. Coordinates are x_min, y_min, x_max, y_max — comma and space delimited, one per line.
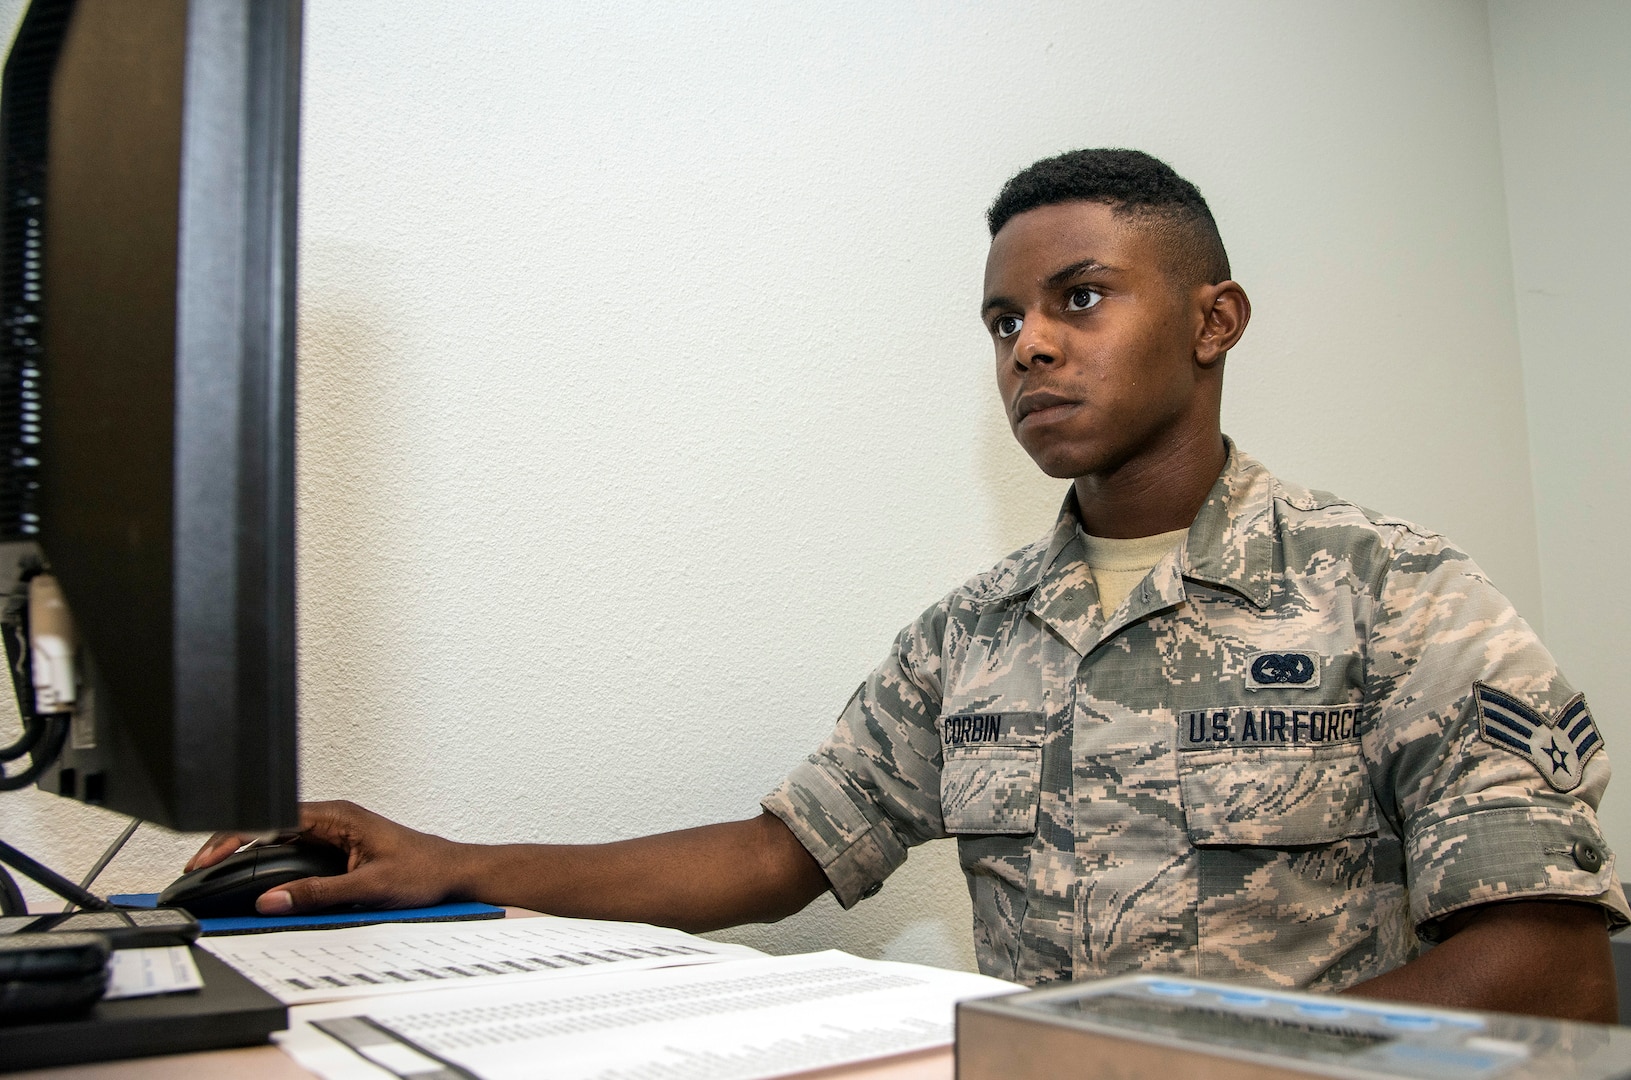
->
1066, 287, 1101, 311
993, 315, 1022, 339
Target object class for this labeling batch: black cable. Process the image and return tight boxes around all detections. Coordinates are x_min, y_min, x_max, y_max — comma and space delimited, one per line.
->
0, 713, 44, 762
0, 714, 65, 790
0, 864, 24, 916
0, 583, 43, 763
61, 818, 139, 913
0, 838, 113, 912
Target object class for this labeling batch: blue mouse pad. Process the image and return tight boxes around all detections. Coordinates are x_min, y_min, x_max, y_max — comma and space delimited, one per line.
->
110, 893, 505, 936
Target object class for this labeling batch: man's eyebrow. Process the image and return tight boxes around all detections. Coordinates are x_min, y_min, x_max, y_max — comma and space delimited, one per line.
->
981, 259, 1123, 315
1045, 258, 1119, 286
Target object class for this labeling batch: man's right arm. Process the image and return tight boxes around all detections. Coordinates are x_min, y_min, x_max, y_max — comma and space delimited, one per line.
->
186, 800, 831, 933
190, 598, 961, 931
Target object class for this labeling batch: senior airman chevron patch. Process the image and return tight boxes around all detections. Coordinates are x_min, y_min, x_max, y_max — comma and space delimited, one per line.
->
1473, 683, 1602, 793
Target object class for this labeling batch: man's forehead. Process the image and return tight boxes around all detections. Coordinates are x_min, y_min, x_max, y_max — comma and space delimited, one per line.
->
983, 200, 1147, 292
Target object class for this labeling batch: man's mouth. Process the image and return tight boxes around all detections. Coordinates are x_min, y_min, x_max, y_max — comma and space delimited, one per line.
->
1015, 390, 1080, 426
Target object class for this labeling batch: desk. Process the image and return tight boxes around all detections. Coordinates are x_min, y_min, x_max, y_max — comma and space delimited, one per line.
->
11, 909, 958, 1080
13, 1043, 955, 1080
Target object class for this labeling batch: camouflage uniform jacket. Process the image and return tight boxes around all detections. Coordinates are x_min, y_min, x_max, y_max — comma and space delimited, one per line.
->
763, 442, 1628, 988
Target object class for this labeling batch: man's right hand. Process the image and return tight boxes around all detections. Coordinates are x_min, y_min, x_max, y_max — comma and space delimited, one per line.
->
183, 802, 830, 930
184, 800, 472, 915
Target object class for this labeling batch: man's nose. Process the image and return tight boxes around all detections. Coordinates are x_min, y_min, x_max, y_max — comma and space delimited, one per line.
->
1013, 316, 1060, 369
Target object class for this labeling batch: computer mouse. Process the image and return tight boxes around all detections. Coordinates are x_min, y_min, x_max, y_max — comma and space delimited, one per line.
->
157, 840, 350, 918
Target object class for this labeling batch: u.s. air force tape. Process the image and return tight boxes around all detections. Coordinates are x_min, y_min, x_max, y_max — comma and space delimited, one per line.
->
1180, 705, 1360, 750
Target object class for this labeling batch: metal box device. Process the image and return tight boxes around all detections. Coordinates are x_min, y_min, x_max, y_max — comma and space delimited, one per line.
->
956, 974, 1631, 1080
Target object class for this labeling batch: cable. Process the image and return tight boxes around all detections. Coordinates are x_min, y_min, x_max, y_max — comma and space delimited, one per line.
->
0, 864, 23, 916
0, 838, 113, 912
61, 818, 139, 913
0, 714, 45, 762
0, 594, 46, 763
0, 714, 65, 790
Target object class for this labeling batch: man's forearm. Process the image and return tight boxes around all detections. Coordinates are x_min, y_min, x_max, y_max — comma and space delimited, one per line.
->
1343, 899, 1617, 1023
446, 811, 831, 933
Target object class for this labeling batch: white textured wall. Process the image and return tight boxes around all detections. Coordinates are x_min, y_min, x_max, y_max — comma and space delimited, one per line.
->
1490, 1, 1631, 864
2, 1, 1568, 966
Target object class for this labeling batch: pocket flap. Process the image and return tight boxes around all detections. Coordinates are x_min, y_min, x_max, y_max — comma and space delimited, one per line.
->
1181, 744, 1375, 846
942, 747, 1041, 835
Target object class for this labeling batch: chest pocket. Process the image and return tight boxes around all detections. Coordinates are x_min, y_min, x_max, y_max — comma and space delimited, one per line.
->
1177, 707, 1380, 986
940, 711, 1045, 835
1179, 724, 1375, 845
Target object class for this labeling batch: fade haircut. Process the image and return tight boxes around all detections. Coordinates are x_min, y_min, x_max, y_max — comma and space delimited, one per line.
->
986, 149, 1231, 287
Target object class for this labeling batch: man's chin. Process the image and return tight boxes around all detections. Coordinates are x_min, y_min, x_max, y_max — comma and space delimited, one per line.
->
1024, 449, 1100, 481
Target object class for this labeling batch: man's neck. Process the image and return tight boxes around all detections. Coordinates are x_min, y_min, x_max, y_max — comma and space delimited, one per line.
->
1072, 428, 1228, 539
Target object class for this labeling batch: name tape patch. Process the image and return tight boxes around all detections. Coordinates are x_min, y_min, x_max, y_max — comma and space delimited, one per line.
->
1246, 651, 1321, 691
941, 711, 1044, 748
1474, 683, 1602, 793
1180, 706, 1361, 750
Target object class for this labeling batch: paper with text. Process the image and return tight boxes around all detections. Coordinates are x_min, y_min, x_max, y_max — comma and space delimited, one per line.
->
280, 950, 1020, 1080
202, 916, 763, 1004
103, 945, 205, 1000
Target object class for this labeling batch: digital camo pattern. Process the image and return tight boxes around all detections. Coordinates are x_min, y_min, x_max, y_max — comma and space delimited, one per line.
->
762, 441, 1629, 989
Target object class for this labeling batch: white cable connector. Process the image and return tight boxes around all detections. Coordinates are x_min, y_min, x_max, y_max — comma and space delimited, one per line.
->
28, 573, 77, 714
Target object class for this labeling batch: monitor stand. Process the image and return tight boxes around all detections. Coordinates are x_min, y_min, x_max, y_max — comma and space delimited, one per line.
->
0, 945, 287, 1070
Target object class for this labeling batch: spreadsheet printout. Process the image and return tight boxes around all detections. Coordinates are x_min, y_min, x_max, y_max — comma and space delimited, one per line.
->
202, 916, 764, 1004
280, 950, 1020, 1080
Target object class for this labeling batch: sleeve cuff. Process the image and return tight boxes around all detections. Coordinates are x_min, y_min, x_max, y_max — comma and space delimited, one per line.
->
1406, 802, 1631, 939
762, 756, 910, 908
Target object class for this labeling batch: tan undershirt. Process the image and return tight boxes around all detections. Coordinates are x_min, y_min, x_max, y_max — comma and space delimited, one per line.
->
1079, 526, 1190, 614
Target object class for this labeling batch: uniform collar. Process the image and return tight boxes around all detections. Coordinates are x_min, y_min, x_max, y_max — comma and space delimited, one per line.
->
1180, 438, 1276, 609
991, 438, 1275, 656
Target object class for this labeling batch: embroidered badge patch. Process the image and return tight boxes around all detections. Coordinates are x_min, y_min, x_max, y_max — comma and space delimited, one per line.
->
1473, 683, 1602, 793
1245, 651, 1320, 691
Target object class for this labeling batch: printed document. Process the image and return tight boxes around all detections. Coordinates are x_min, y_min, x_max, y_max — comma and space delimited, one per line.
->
280, 950, 1020, 1080
102, 945, 205, 1000
202, 915, 763, 1004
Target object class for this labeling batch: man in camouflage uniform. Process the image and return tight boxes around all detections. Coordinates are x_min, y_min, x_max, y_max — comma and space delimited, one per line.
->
190, 150, 1624, 1021
762, 437, 1628, 990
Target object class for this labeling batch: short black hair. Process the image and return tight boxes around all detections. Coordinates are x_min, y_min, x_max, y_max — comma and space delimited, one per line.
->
986, 149, 1230, 286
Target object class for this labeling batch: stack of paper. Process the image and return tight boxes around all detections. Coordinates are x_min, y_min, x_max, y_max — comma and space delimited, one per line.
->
201, 916, 1019, 1080
282, 950, 1016, 1080
201, 917, 764, 1004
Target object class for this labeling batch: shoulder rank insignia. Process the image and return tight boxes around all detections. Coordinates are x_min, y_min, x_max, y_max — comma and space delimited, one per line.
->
1473, 683, 1602, 793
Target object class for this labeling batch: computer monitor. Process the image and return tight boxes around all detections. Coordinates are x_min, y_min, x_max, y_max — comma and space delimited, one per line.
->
0, 0, 301, 832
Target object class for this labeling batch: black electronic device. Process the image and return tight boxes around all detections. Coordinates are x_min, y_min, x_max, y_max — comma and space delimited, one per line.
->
0, 946, 287, 1070
0, 930, 106, 1019
0, 0, 304, 1066
0, 0, 302, 832
0, 905, 201, 948
159, 840, 348, 918
0, 928, 105, 980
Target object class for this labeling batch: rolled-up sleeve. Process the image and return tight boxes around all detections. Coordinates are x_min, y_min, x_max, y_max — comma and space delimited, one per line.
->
762, 599, 952, 907
1363, 527, 1630, 937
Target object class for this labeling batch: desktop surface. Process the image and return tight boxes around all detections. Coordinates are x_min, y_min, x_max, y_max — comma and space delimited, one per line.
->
6, 908, 958, 1080
12, 1044, 956, 1080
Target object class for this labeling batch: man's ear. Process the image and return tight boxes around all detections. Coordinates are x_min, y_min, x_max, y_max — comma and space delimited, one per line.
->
1194, 281, 1250, 367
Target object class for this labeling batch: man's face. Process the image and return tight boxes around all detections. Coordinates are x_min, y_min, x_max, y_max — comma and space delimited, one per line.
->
983, 200, 1208, 480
